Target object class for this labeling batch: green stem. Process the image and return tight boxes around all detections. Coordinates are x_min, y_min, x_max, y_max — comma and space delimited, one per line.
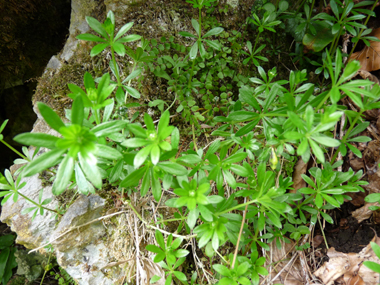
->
315, 90, 332, 111
39, 253, 52, 285
347, 0, 379, 60
111, 47, 122, 87
252, 31, 261, 54
318, 215, 329, 249
1, 140, 28, 160
331, 110, 363, 163
18, 192, 58, 213
93, 109, 101, 125
216, 199, 258, 216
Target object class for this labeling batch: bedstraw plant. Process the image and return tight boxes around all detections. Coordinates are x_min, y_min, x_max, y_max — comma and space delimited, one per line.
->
1, 0, 380, 284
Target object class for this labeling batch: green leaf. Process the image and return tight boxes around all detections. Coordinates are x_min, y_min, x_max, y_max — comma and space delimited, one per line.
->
158, 161, 187, 176
38, 103, 65, 133
117, 34, 141, 43
90, 43, 109, 56
0, 247, 10, 279
122, 68, 142, 84
190, 42, 198, 59
363, 261, 380, 273
91, 120, 128, 137
191, 19, 200, 36
187, 208, 199, 229
365, 193, 380, 203
0, 120, 8, 134
155, 230, 165, 250
0, 235, 15, 250
120, 166, 147, 188
204, 39, 221, 50
338, 60, 361, 84
150, 275, 162, 283
179, 31, 197, 38
71, 95, 84, 125
52, 155, 74, 195
78, 153, 102, 189
124, 86, 141, 99
203, 27, 224, 37
13, 133, 59, 149
311, 135, 340, 147
75, 162, 94, 195
302, 21, 334, 52
115, 22, 134, 40
23, 148, 66, 177
150, 144, 160, 165
96, 144, 123, 160
173, 271, 187, 282
371, 242, 380, 259
85, 16, 109, 39
213, 264, 231, 277
76, 33, 107, 42
239, 86, 260, 111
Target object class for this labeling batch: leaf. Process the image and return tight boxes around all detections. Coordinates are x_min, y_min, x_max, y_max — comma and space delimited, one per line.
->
311, 135, 340, 147
213, 264, 231, 277
78, 153, 102, 189
96, 144, 123, 160
349, 28, 380, 72
191, 19, 200, 36
0, 235, 15, 250
71, 95, 84, 125
91, 120, 128, 137
76, 33, 106, 42
179, 31, 197, 38
23, 148, 66, 177
38, 103, 65, 133
114, 22, 134, 40
203, 27, 224, 37
157, 161, 187, 176
0, 247, 10, 279
117, 34, 141, 43
52, 155, 74, 195
120, 166, 146, 188
86, 16, 109, 39
90, 43, 109, 56
124, 86, 141, 99
13, 133, 59, 149
150, 275, 162, 283
190, 42, 198, 59
303, 21, 335, 52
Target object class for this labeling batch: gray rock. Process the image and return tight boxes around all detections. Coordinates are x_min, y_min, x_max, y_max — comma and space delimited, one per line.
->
50, 195, 105, 252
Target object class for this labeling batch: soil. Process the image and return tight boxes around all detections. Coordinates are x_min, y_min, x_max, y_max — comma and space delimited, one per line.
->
317, 202, 380, 253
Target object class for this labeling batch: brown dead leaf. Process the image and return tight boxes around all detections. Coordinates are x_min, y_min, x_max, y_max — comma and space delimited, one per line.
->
312, 235, 324, 248
314, 236, 380, 285
267, 240, 307, 285
349, 28, 380, 72
291, 159, 307, 193
356, 70, 380, 84
352, 202, 379, 223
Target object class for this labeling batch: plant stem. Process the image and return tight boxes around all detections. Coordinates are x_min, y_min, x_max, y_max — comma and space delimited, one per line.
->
1, 140, 28, 160
40, 253, 52, 285
317, 215, 329, 249
18, 192, 57, 213
111, 48, 122, 88
231, 201, 248, 269
331, 110, 363, 163
216, 199, 258, 216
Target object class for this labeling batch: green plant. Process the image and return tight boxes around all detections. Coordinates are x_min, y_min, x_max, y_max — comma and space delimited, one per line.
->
1, 1, 379, 284
363, 242, 380, 274
0, 235, 17, 285
146, 230, 189, 285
